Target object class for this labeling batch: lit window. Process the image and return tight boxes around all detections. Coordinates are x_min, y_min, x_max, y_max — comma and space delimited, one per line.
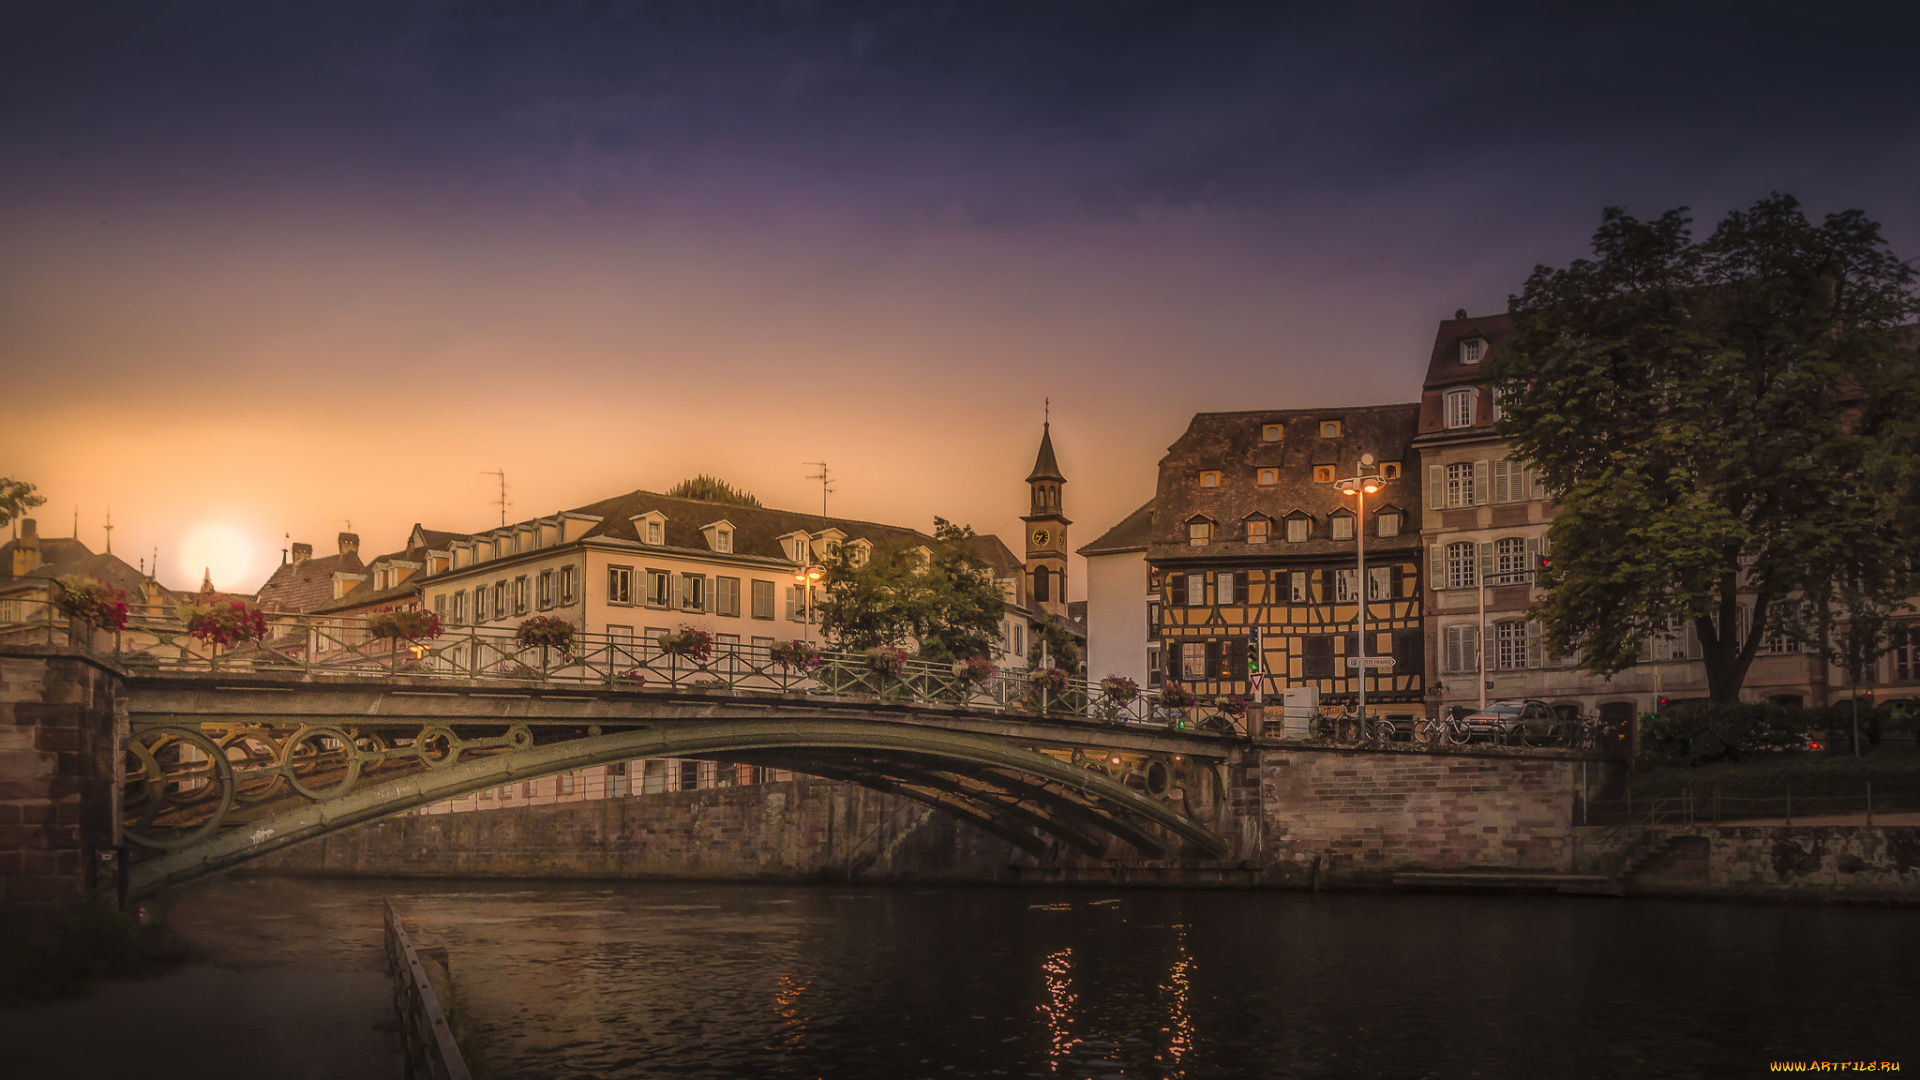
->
1182, 642, 1207, 681
1320, 421, 1341, 438
1286, 517, 1309, 543
1377, 512, 1401, 538
1199, 471, 1221, 488
1445, 388, 1476, 429
1447, 542, 1478, 589
1247, 518, 1270, 544
1462, 339, 1484, 364
1257, 468, 1278, 486
1332, 515, 1354, 541
1188, 520, 1213, 546
1314, 465, 1335, 483
1263, 424, 1283, 442
1381, 462, 1401, 479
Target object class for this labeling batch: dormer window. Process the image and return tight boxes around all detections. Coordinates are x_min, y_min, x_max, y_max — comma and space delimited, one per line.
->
1313, 465, 1335, 483
647, 520, 663, 545
1262, 424, 1283, 442
1445, 387, 1476, 429
1246, 517, 1270, 544
1381, 462, 1402, 479
716, 529, 731, 552
1257, 468, 1278, 486
1331, 511, 1355, 541
849, 539, 872, 567
1320, 421, 1341, 438
1199, 471, 1221, 488
1285, 514, 1310, 543
1187, 519, 1213, 547
1377, 510, 1401, 538
1462, 338, 1485, 364
633, 511, 668, 546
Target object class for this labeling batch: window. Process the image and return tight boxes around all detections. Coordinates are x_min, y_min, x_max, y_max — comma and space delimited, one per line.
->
1461, 338, 1484, 364
473, 587, 488, 622
1199, 471, 1221, 488
646, 569, 669, 606
433, 594, 447, 621
1032, 566, 1051, 602
1446, 462, 1476, 507
715, 528, 732, 553
1289, 571, 1307, 603
1320, 421, 1341, 438
559, 773, 575, 796
1182, 642, 1207, 681
1493, 459, 1535, 503
1332, 514, 1354, 541
1185, 573, 1205, 607
560, 565, 577, 604
451, 591, 468, 625
1495, 621, 1527, 670
1445, 388, 1475, 429
646, 519, 664, 545
1302, 636, 1334, 678
1257, 468, 1278, 486
1377, 511, 1401, 538
1381, 462, 1401, 479
1012, 622, 1024, 658
1286, 516, 1309, 543
608, 566, 633, 605
1447, 541, 1478, 590
1247, 518, 1270, 544
1314, 465, 1335, 483
1495, 537, 1527, 582
493, 581, 507, 617
1492, 383, 1512, 422
513, 576, 530, 615
1894, 625, 1914, 681
1445, 625, 1479, 672
679, 574, 706, 612
607, 625, 636, 662
1217, 572, 1236, 606
1368, 566, 1392, 601
715, 633, 740, 653
1188, 520, 1212, 546
751, 635, 776, 654
1335, 569, 1357, 603
715, 576, 741, 617
751, 579, 775, 619
537, 570, 553, 609
1263, 423, 1283, 442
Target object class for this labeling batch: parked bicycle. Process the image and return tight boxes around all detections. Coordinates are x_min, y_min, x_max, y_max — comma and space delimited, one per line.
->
1414, 712, 1473, 748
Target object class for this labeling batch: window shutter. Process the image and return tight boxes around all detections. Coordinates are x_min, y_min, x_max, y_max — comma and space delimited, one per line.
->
1169, 573, 1186, 606
1430, 545, 1446, 590
1228, 638, 1248, 680
1685, 620, 1702, 660
1492, 460, 1511, 503
1478, 542, 1494, 581
1320, 568, 1336, 602
1473, 460, 1491, 505
1205, 640, 1221, 678
1527, 620, 1543, 668
1391, 565, 1405, 598
1524, 536, 1540, 578
1428, 464, 1445, 511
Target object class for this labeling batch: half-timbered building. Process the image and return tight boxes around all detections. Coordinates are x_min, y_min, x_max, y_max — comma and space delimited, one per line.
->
1147, 405, 1426, 713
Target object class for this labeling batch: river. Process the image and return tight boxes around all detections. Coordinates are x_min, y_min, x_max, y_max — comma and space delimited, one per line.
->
10, 876, 1916, 1078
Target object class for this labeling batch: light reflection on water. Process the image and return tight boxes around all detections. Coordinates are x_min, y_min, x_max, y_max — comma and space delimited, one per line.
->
169, 878, 1919, 1079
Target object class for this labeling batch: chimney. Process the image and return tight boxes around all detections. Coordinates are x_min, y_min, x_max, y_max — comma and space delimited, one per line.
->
291, 542, 313, 565
12, 518, 40, 577
338, 532, 360, 557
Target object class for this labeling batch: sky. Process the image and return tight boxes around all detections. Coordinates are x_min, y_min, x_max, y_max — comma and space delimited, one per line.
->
3, 1, 1917, 592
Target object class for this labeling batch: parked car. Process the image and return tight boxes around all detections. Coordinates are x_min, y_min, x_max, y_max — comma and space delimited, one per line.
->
1461, 699, 1558, 743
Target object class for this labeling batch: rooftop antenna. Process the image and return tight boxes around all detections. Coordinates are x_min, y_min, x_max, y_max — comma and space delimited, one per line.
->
803, 462, 834, 517
481, 469, 509, 526
73, 505, 79, 538
282, 531, 290, 565
103, 507, 113, 555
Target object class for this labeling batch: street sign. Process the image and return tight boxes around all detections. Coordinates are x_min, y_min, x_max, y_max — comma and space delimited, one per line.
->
1346, 656, 1396, 669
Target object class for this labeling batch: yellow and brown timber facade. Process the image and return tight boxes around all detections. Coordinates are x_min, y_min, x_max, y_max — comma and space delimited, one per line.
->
1147, 405, 1426, 712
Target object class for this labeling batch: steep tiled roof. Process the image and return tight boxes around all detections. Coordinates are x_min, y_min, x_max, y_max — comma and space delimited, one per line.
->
1026, 425, 1065, 483
568, 491, 936, 560
1077, 499, 1155, 556
1148, 404, 1423, 564
1418, 313, 1515, 437
255, 550, 366, 613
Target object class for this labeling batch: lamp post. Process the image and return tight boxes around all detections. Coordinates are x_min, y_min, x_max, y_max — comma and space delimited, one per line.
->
1337, 458, 1389, 722
793, 566, 823, 644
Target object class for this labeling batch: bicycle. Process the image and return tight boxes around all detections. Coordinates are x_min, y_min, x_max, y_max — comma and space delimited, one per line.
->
1415, 713, 1472, 748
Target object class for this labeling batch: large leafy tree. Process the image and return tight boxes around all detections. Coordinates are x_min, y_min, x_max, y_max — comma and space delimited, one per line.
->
664, 475, 761, 506
815, 518, 1008, 662
0, 477, 45, 532
1491, 194, 1920, 702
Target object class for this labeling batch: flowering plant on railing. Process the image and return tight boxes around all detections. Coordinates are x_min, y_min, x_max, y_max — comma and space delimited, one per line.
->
53, 574, 128, 631
499, 661, 540, 680
515, 616, 575, 652
615, 667, 647, 688
177, 595, 269, 647
864, 646, 909, 678
367, 607, 442, 642
1212, 695, 1248, 719
1027, 666, 1069, 696
1159, 684, 1197, 710
658, 627, 714, 662
769, 639, 823, 672
951, 655, 997, 685
1099, 675, 1140, 705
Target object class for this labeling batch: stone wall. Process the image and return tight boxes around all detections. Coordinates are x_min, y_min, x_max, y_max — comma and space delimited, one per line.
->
246, 775, 1031, 883
1248, 745, 1591, 887
1617, 825, 1920, 902
0, 648, 126, 933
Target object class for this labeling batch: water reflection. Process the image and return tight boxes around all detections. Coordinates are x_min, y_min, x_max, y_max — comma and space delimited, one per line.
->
766, 973, 809, 1053
1159, 926, 1193, 1077
1039, 947, 1080, 1071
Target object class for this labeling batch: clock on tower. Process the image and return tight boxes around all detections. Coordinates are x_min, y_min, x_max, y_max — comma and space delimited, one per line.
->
1021, 419, 1070, 620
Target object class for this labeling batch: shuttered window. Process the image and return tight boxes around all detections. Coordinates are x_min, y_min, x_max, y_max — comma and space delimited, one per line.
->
1302, 636, 1334, 679
715, 576, 741, 617
751, 579, 775, 619
1444, 625, 1479, 673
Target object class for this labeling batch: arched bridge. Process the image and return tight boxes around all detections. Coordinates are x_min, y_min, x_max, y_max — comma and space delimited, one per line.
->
118, 648, 1249, 898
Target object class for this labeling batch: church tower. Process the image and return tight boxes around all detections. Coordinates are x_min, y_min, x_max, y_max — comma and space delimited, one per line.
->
1022, 419, 1070, 622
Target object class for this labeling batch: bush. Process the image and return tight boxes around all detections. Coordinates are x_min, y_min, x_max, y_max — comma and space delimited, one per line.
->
4, 891, 138, 1001
1637, 701, 1818, 767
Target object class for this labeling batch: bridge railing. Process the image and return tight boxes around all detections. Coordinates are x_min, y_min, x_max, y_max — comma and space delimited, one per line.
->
6, 607, 1245, 735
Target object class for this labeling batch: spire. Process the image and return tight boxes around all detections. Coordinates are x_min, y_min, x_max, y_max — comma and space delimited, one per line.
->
1026, 417, 1065, 484
200, 566, 215, 594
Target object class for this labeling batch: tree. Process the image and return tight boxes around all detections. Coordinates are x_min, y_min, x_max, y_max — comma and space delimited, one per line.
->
815, 518, 1008, 662
0, 477, 45, 532
1787, 580, 1898, 758
1026, 618, 1083, 676
1491, 194, 1920, 702
664, 475, 761, 507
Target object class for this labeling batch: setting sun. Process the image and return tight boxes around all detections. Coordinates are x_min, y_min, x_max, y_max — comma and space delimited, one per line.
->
177, 522, 254, 592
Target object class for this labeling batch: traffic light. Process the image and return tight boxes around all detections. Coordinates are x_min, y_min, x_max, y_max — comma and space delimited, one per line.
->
1537, 554, 1553, 571
1248, 627, 1263, 679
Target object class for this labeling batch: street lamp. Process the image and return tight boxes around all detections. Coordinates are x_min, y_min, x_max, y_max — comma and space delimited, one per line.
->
1337, 456, 1390, 723
793, 566, 823, 644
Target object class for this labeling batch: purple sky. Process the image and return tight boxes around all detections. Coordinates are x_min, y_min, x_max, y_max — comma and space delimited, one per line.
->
4, 1, 1916, 591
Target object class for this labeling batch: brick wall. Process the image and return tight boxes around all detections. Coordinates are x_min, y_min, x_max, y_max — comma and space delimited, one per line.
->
1617, 825, 1920, 902
0, 648, 127, 933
